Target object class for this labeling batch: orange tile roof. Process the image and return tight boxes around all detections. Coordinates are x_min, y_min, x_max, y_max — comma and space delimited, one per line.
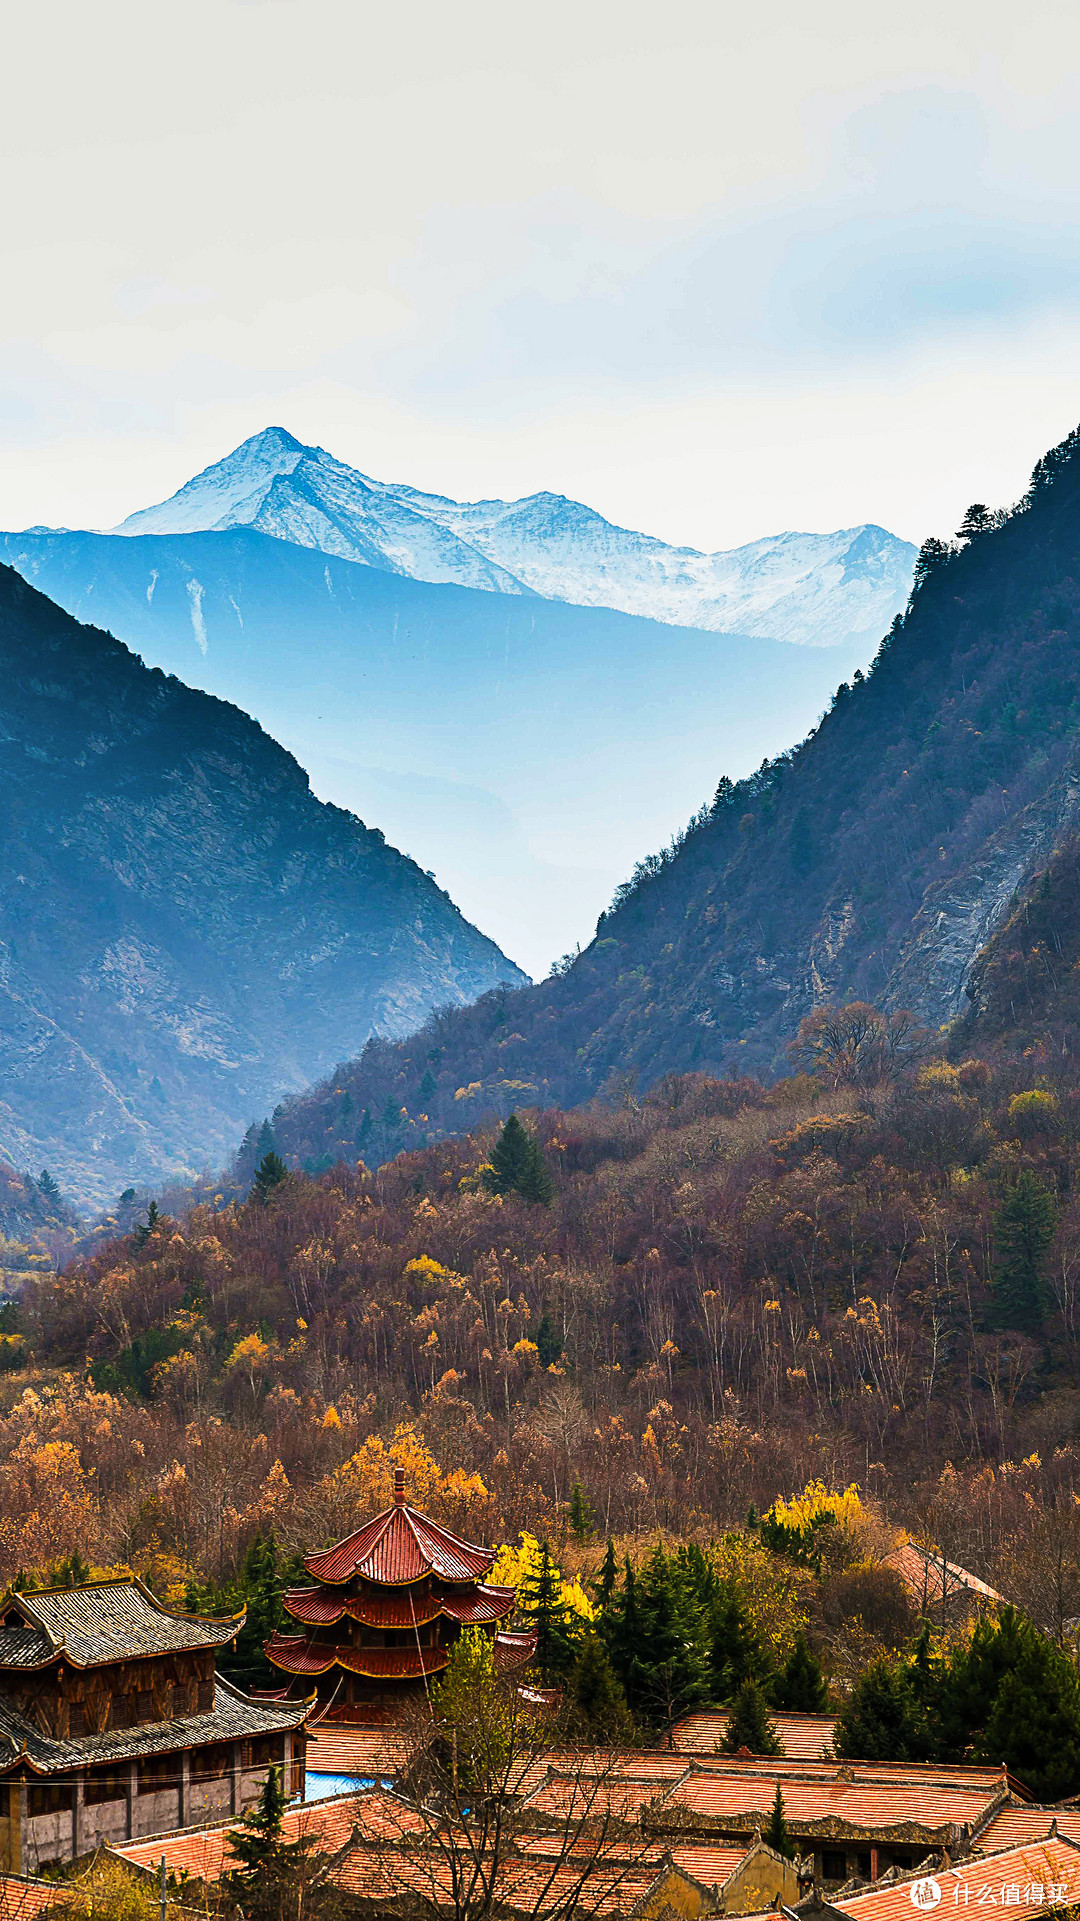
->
113, 1788, 385, 1882
887, 1541, 1004, 1610
836, 1836, 1080, 1921
305, 1724, 415, 1777
975, 1810, 1080, 1852
671, 1710, 837, 1760
0, 1878, 60, 1921
662, 1770, 1002, 1836
670, 1843, 757, 1886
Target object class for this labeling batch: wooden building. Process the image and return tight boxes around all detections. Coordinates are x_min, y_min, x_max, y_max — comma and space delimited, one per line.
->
0, 1579, 309, 1873
265, 1468, 535, 1715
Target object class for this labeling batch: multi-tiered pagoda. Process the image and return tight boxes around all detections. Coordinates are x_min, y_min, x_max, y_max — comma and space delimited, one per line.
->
265, 1470, 535, 1717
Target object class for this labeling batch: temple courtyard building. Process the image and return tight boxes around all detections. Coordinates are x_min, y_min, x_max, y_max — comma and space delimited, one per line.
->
0, 1579, 309, 1872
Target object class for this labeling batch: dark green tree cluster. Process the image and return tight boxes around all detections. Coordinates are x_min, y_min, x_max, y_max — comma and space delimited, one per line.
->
485, 1114, 555, 1204
186, 1530, 304, 1693
583, 1540, 822, 1744
991, 1169, 1058, 1332
835, 1608, 1080, 1799
223, 1766, 343, 1921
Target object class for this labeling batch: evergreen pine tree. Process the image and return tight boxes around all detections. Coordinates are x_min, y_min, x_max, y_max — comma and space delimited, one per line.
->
626, 1545, 711, 1736
232, 1121, 262, 1189
764, 1783, 794, 1858
251, 1151, 288, 1203
519, 1132, 555, 1205
381, 1096, 403, 1129
535, 1310, 563, 1367
992, 1170, 1058, 1331
772, 1631, 828, 1713
834, 1656, 931, 1763
593, 1539, 619, 1614
223, 1765, 289, 1887
971, 1624, 1080, 1801
708, 1581, 773, 1704
486, 1114, 553, 1203
223, 1767, 340, 1921
256, 1118, 278, 1160
418, 1069, 436, 1104
720, 1678, 784, 1755
487, 1115, 533, 1193
220, 1532, 293, 1692
567, 1631, 634, 1740
569, 1480, 593, 1541
519, 1542, 579, 1684
36, 1169, 61, 1206
602, 1558, 641, 1696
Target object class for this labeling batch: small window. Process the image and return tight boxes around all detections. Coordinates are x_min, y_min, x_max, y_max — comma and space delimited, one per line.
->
28, 1783, 71, 1818
857, 1855, 872, 1880
137, 1757, 168, 1796
822, 1853, 849, 1882
85, 1772, 125, 1807
136, 1690, 154, 1722
197, 1679, 214, 1712
68, 1704, 87, 1737
110, 1693, 136, 1729
171, 1683, 190, 1717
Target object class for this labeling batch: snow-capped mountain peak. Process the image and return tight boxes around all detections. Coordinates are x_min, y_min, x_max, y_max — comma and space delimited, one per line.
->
110, 430, 917, 645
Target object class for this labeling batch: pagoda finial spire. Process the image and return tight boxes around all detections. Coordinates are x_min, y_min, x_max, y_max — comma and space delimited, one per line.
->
393, 1467, 406, 1506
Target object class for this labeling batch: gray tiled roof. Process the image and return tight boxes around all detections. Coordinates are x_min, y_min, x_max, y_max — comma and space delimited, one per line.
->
0, 1678, 310, 1775
0, 1581, 244, 1670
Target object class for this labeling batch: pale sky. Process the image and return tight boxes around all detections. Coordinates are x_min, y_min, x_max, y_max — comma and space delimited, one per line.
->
5, 0, 1080, 549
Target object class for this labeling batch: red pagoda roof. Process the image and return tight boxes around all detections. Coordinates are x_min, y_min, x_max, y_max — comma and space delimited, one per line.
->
284, 1582, 515, 1630
303, 1471, 497, 1587
266, 1628, 536, 1680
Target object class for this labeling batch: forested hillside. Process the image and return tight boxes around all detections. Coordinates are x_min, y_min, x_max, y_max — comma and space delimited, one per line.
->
0, 565, 522, 1207
272, 422, 1080, 1171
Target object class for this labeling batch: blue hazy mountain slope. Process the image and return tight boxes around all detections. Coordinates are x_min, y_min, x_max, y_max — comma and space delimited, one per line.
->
1, 526, 868, 974
112, 426, 917, 648
0, 562, 524, 1209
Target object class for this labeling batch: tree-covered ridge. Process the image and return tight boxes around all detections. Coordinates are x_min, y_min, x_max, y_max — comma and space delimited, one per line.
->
0, 561, 523, 1207
8, 1050, 1080, 1634
267, 416, 1080, 1170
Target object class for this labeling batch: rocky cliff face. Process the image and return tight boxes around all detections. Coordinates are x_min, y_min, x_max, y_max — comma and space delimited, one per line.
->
268, 419, 1080, 1166
0, 565, 524, 1207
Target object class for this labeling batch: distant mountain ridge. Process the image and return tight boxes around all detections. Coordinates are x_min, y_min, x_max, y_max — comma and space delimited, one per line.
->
0, 525, 868, 977
0, 563, 523, 1207
266, 418, 1080, 1169
111, 426, 916, 649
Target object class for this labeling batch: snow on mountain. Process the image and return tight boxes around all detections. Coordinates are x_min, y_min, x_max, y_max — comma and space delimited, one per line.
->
114, 429, 917, 646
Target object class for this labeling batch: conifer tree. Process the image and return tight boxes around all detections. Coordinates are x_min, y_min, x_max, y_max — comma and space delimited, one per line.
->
36, 1169, 61, 1206
708, 1582, 773, 1704
720, 1678, 784, 1755
536, 1310, 563, 1367
251, 1150, 288, 1203
487, 1114, 554, 1204
992, 1170, 1058, 1331
519, 1541, 578, 1683
625, 1545, 710, 1736
418, 1069, 436, 1104
602, 1558, 641, 1697
764, 1783, 794, 1859
567, 1631, 634, 1740
569, 1480, 593, 1541
972, 1628, 1080, 1801
834, 1656, 931, 1763
593, 1539, 619, 1614
223, 1766, 340, 1921
256, 1118, 278, 1160
772, 1631, 828, 1713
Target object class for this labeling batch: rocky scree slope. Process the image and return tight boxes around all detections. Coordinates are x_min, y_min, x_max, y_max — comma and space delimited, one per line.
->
0, 565, 523, 1207
270, 420, 1080, 1168
109, 425, 916, 647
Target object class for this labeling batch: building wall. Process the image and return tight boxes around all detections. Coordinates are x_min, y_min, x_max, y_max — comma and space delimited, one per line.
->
12, 1738, 301, 1873
720, 1850, 801, 1912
